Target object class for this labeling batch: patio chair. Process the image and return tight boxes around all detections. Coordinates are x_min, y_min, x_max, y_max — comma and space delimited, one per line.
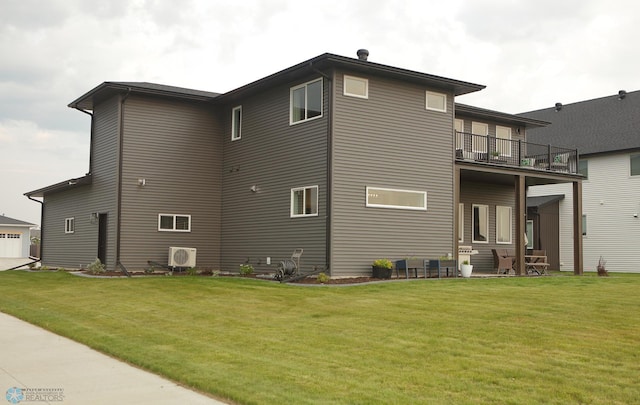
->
493, 249, 515, 275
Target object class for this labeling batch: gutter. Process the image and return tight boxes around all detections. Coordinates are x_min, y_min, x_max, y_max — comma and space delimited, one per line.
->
73, 107, 95, 174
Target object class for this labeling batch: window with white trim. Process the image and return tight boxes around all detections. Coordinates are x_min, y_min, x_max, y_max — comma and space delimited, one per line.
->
366, 187, 427, 210
291, 186, 318, 217
458, 203, 464, 242
425, 91, 446, 112
231, 105, 242, 141
65, 217, 75, 234
455, 119, 464, 150
496, 126, 512, 157
158, 214, 191, 232
290, 79, 322, 124
472, 204, 488, 243
526, 220, 534, 249
471, 122, 488, 153
582, 214, 587, 236
344, 75, 368, 98
496, 206, 512, 244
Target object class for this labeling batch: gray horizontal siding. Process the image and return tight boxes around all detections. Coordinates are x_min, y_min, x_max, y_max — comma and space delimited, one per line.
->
221, 77, 328, 274
459, 181, 516, 273
42, 96, 120, 269
331, 70, 456, 277
119, 95, 222, 270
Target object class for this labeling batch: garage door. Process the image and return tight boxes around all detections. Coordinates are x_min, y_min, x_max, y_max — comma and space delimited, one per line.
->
0, 233, 22, 258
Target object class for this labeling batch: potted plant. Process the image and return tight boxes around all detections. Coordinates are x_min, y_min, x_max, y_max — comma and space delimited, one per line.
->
372, 258, 393, 279
460, 259, 473, 278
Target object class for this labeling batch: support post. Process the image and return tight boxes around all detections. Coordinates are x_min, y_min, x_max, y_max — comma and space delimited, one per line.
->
573, 181, 584, 275
515, 175, 526, 275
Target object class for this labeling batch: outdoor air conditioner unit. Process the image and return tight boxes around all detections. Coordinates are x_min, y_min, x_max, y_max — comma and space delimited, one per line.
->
168, 247, 197, 268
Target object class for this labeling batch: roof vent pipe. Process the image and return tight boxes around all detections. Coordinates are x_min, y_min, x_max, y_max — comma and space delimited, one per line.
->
555, 102, 563, 111
618, 90, 627, 99
357, 49, 369, 61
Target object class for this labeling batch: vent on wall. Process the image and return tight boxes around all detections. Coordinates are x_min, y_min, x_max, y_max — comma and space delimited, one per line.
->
168, 246, 197, 268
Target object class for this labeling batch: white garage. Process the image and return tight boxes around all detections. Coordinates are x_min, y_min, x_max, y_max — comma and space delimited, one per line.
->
0, 215, 35, 258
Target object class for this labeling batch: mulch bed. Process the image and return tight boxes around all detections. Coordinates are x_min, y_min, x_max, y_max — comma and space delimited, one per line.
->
76, 270, 388, 284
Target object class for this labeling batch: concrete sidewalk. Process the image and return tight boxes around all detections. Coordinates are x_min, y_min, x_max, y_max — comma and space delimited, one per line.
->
0, 312, 227, 404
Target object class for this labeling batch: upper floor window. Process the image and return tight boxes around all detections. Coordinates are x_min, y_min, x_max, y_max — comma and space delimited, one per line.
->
495, 126, 512, 157
231, 106, 242, 141
291, 186, 318, 217
158, 214, 191, 232
344, 75, 368, 99
578, 159, 588, 178
65, 217, 75, 234
425, 91, 447, 112
631, 154, 640, 176
290, 79, 322, 124
471, 122, 488, 153
366, 187, 427, 211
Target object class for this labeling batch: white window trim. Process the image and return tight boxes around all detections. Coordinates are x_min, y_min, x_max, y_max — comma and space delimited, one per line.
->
231, 105, 242, 141
495, 126, 512, 157
290, 186, 319, 218
425, 91, 447, 112
630, 153, 640, 176
496, 206, 512, 244
472, 204, 489, 243
65, 217, 75, 234
458, 203, 464, 243
290, 78, 323, 125
158, 214, 192, 232
526, 220, 534, 249
471, 122, 488, 153
366, 187, 427, 211
343, 75, 369, 99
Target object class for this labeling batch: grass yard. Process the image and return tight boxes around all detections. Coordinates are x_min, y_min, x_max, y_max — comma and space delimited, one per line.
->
0, 271, 639, 404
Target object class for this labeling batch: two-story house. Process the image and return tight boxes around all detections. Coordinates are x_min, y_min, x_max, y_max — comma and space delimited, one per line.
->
26, 51, 584, 277
521, 91, 640, 273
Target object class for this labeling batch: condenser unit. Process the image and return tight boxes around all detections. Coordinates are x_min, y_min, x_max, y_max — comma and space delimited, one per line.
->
168, 247, 197, 268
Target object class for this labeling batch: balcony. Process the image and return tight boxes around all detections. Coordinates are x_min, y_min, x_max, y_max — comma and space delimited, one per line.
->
455, 131, 578, 174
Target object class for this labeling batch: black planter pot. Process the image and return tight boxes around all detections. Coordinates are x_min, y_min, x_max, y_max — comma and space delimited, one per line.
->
372, 266, 392, 279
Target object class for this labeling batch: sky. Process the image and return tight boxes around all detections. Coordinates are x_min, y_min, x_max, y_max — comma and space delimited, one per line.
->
1, 0, 639, 226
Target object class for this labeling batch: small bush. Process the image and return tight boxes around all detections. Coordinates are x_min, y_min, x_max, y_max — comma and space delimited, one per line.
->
239, 264, 254, 276
86, 258, 106, 275
317, 272, 330, 283
186, 267, 198, 276
372, 259, 392, 269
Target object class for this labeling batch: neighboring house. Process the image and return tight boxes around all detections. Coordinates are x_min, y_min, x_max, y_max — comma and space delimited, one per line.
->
521, 90, 640, 273
0, 215, 35, 258
26, 51, 584, 276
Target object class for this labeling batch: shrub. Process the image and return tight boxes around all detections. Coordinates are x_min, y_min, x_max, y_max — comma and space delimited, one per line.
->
317, 272, 330, 283
372, 259, 392, 269
239, 264, 254, 276
186, 267, 198, 276
86, 258, 106, 275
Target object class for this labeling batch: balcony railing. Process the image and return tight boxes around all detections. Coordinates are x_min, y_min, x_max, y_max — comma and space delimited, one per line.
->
455, 131, 578, 174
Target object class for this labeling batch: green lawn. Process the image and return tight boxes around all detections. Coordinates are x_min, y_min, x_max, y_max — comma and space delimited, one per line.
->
1, 271, 639, 404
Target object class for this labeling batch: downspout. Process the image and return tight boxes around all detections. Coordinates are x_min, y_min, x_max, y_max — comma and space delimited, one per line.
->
309, 62, 333, 274
74, 107, 94, 174
116, 89, 132, 270
27, 195, 44, 262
